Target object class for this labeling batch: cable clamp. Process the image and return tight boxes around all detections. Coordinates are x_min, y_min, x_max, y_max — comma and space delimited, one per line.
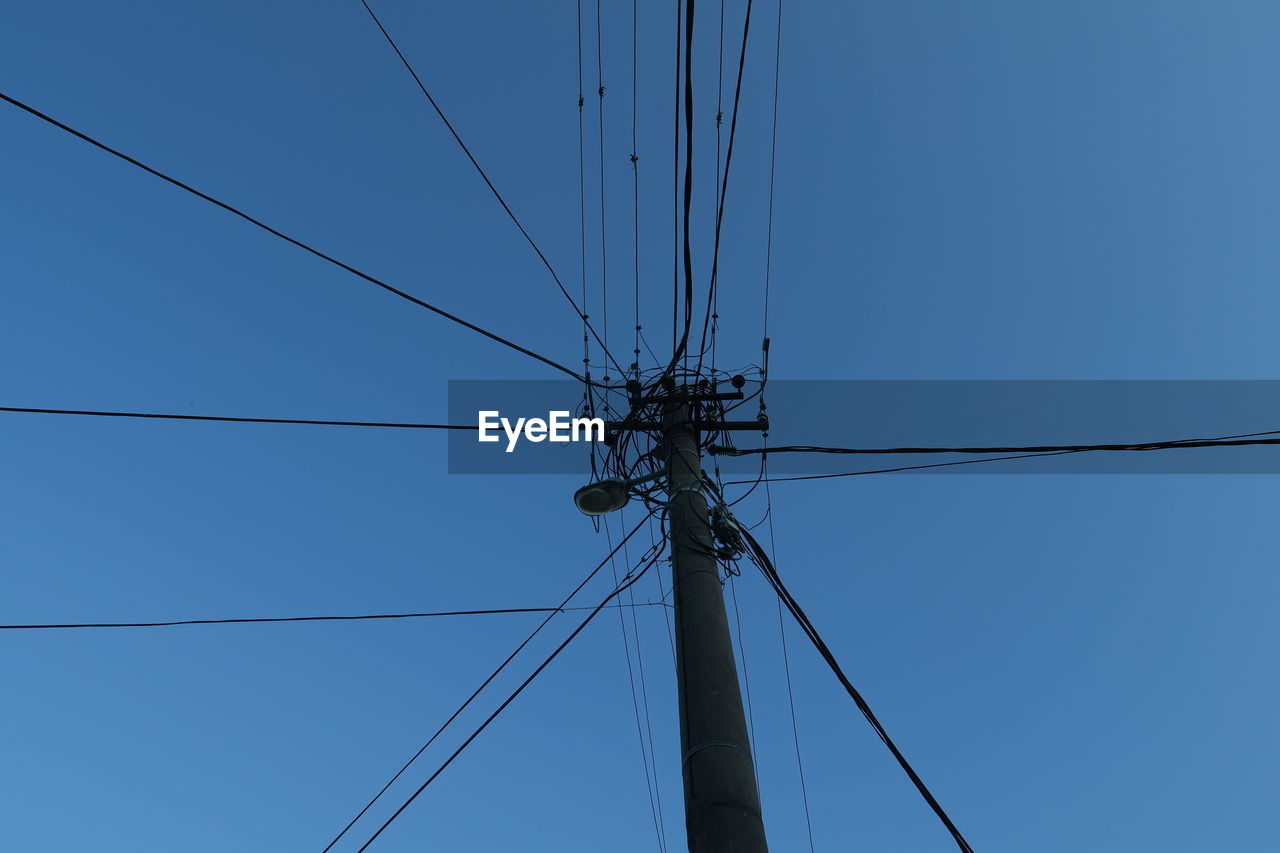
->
667, 486, 705, 501
683, 739, 752, 766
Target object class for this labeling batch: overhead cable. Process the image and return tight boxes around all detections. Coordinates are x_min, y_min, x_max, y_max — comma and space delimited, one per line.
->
711, 430, 1280, 457
324, 514, 655, 852
353, 541, 665, 851
696, 0, 755, 372
0, 603, 669, 632
716, 429, 1280, 483
722, 450, 1081, 484
762, 0, 783, 343
0, 406, 474, 430
739, 524, 975, 852
357, 0, 625, 378
604, 513, 669, 853
0, 90, 594, 385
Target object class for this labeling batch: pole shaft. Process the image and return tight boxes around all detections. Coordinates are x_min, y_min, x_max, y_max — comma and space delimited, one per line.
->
666, 403, 768, 852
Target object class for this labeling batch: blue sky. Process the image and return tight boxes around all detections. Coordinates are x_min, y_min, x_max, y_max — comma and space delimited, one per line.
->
2, 1, 1278, 850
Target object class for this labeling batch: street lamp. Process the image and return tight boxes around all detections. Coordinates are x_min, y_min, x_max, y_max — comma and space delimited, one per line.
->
572, 470, 664, 515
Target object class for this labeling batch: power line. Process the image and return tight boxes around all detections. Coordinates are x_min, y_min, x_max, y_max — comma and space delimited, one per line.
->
674, 0, 695, 372
648, 513, 678, 667
631, 0, 642, 373
775, 601, 816, 852
696, 0, 755, 372
710, 0, 725, 377
762, 461, 817, 852
595, 0, 611, 381
621, 517, 670, 853
604, 514, 669, 853
711, 432, 1280, 456
727, 574, 761, 797
0, 90, 594, 385
762, 0, 783, 343
0, 406, 474, 430
716, 428, 1280, 484
357, 0, 625, 380
0, 603, 670, 632
322, 513, 655, 852
723, 449, 1083, 484
671, 0, 682, 355
740, 524, 975, 852
577, 0, 602, 478
624, 0, 702, 405
353, 540, 665, 851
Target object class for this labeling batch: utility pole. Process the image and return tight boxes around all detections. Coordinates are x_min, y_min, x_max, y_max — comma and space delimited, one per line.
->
665, 400, 769, 852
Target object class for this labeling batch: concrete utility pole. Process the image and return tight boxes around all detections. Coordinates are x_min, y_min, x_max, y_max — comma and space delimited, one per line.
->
665, 401, 769, 852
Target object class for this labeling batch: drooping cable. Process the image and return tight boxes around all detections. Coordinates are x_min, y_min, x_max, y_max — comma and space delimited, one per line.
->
0, 91, 595, 385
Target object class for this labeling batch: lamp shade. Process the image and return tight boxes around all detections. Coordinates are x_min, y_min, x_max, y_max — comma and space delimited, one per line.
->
573, 479, 630, 515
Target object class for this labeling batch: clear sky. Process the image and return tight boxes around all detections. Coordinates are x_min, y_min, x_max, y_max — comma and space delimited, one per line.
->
2, 1, 1278, 851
